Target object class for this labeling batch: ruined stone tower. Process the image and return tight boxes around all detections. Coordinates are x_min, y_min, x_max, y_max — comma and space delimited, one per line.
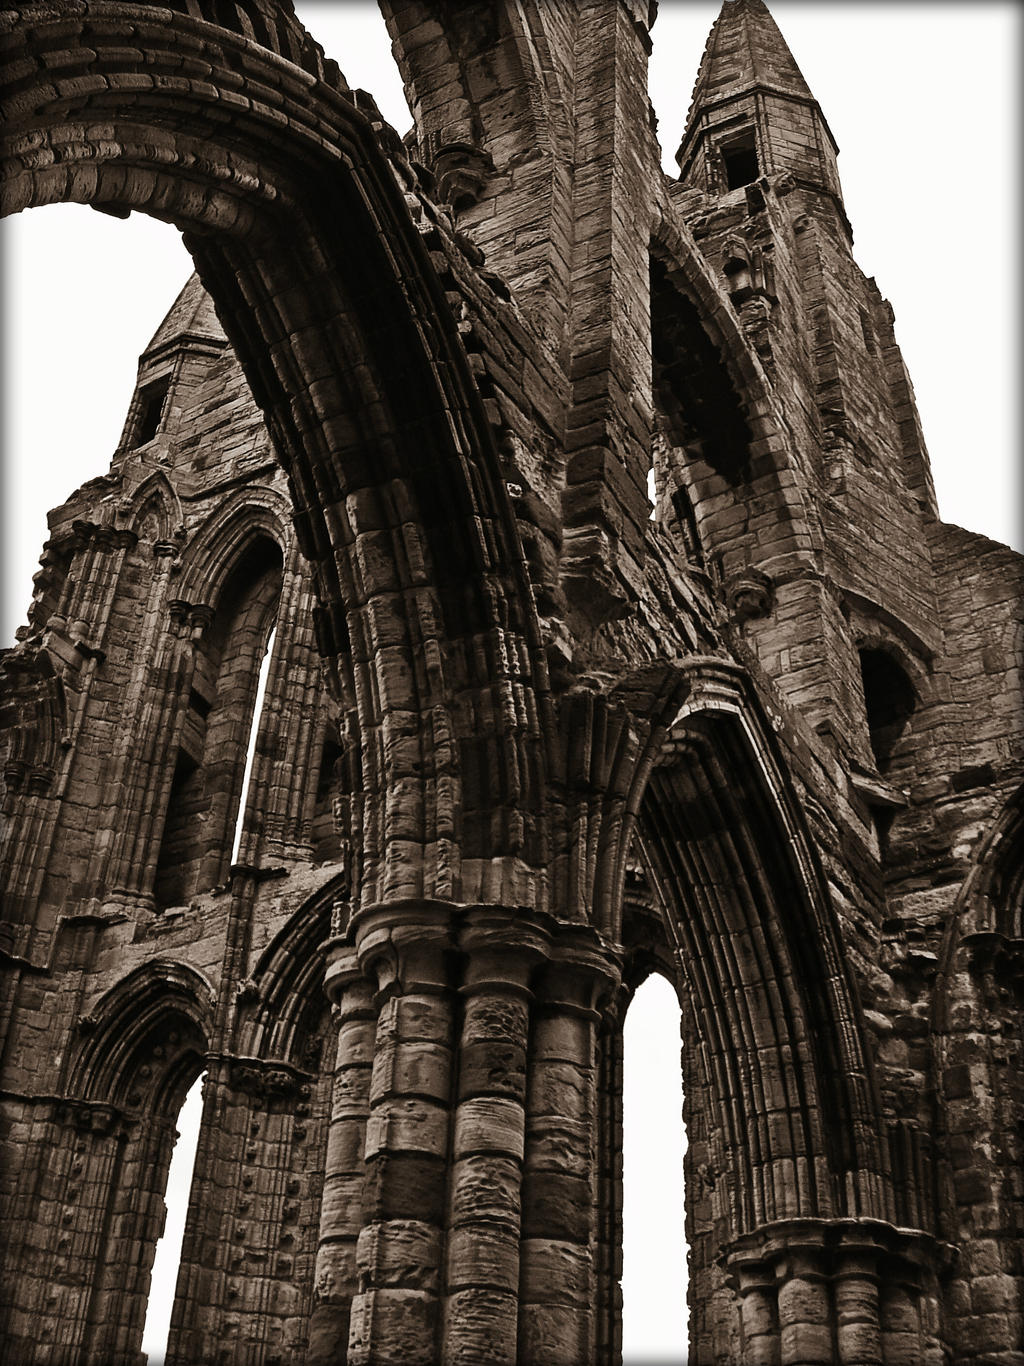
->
1, 1, 1022, 1363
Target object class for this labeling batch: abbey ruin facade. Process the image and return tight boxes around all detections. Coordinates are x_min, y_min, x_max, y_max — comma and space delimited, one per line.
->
1, 1, 1022, 1362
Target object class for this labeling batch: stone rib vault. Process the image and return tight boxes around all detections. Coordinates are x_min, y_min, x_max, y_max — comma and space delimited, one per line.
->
1, 1, 1021, 1362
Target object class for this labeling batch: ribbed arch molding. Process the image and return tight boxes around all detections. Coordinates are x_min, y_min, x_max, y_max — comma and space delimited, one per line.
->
635, 664, 891, 1234
936, 781, 1024, 960
173, 486, 294, 609
649, 202, 822, 576
124, 470, 183, 541
66, 958, 214, 1109
236, 876, 343, 1064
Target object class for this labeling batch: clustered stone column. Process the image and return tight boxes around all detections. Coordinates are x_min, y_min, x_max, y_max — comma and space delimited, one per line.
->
518, 935, 620, 1366
310, 946, 376, 1363
320, 904, 622, 1366
724, 1219, 953, 1366
344, 904, 456, 1364
442, 910, 548, 1364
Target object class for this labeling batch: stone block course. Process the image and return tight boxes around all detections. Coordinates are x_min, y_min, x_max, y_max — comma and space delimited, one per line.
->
1, 0, 1022, 1362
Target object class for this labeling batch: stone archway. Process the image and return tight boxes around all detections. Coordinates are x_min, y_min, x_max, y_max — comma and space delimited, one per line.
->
2, 1, 549, 912
2, 4, 1012, 1363
586, 660, 934, 1364
0, 960, 212, 1363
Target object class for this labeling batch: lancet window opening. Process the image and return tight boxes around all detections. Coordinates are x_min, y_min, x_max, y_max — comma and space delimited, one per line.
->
650, 257, 754, 489
858, 645, 917, 775
153, 536, 283, 906
230, 624, 277, 864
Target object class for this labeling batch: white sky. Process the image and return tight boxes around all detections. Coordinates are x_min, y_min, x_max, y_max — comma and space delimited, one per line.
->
141, 1074, 204, 1365
0, 4, 1018, 1362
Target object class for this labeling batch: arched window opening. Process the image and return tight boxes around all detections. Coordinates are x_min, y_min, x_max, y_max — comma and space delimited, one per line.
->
153, 752, 202, 908
230, 625, 276, 864
651, 258, 753, 486
141, 1071, 205, 1366
154, 538, 282, 906
858, 647, 916, 774
622, 973, 688, 1364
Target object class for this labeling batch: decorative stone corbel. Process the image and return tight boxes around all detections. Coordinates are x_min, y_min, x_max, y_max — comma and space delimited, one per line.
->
431, 142, 494, 211
722, 234, 776, 306
726, 567, 775, 624
188, 604, 214, 642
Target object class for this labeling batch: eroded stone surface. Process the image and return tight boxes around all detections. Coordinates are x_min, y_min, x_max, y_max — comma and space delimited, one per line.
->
1, 0, 1021, 1362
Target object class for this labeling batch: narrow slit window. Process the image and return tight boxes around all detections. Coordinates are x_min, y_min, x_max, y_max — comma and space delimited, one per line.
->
230, 626, 276, 865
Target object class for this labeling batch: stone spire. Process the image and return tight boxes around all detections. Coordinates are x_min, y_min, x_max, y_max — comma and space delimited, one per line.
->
142, 270, 226, 356
685, 0, 814, 116
676, 0, 843, 208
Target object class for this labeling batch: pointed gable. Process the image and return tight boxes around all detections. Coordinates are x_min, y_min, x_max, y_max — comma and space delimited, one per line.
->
143, 271, 226, 356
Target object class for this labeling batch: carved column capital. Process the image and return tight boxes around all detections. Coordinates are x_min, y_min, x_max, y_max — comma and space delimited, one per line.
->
534, 923, 624, 1020
347, 898, 456, 1000
457, 905, 554, 996
722, 1218, 957, 1366
722, 1217, 954, 1282
53, 1097, 123, 1136
323, 942, 364, 1006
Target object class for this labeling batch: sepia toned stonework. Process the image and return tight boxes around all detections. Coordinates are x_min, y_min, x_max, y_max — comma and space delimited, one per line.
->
1, 1, 1022, 1362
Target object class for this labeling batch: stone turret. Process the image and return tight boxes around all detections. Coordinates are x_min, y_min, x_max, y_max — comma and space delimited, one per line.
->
677, 0, 843, 215
113, 271, 229, 472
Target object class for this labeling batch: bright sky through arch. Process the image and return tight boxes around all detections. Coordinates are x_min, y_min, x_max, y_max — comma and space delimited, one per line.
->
141, 1073, 205, 1365
622, 974, 688, 1362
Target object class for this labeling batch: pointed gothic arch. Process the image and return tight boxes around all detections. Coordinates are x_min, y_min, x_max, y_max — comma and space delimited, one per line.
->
126, 470, 183, 544
173, 487, 294, 609
1, 0, 549, 910
66, 958, 214, 1103
168, 882, 343, 1364
648, 219, 821, 579
0, 961, 214, 1364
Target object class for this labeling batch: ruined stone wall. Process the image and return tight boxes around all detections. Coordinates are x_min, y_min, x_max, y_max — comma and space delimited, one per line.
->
1, 1, 1022, 1363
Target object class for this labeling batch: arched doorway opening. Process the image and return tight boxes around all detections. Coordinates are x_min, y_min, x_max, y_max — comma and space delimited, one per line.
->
622, 973, 688, 1364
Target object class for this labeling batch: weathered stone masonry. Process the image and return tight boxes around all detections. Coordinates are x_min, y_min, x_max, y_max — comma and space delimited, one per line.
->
1, 1, 1021, 1362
